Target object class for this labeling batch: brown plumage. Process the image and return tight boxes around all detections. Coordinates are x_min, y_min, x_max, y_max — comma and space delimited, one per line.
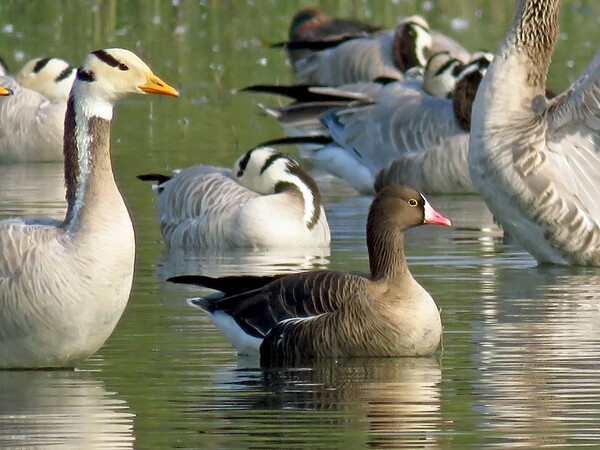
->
171, 185, 451, 367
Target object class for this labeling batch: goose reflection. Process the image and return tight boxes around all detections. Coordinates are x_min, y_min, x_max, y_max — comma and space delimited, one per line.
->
473, 266, 600, 446
0, 163, 66, 219
0, 371, 135, 448
158, 246, 330, 280
199, 358, 442, 448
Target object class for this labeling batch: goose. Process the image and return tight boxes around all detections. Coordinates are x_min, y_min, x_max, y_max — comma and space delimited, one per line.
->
138, 147, 330, 249
0, 57, 76, 163
297, 53, 493, 195
293, 16, 433, 86
284, 6, 383, 67
469, 0, 600, 266
0, 48, 179, 369
423, 51, 465, 98
170, 184, 451, 366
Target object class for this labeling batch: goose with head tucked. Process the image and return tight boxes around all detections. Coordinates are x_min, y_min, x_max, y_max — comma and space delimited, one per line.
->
284, 6, 383, 67
293, 15, 434, 86
139, 147, 330, 249
0, 57, 76, 163
300, 53, 493, 195
0, 48, 179, 369
170, 184, 451, 366
469, 0, 600, 265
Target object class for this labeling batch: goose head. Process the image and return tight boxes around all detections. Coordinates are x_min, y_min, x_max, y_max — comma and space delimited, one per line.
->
452, 51, 494, 131
288, 7, 329, 40
233, 147, 322, 229
16, 57, 76, 102
423, 51, 465, 98
368, 185, 451, 235
72, 48, 179, 111
367, 185, 450, 279
392, 15, 432, 72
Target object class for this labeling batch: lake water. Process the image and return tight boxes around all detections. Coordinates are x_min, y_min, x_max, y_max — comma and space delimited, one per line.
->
1, 1, 600, 448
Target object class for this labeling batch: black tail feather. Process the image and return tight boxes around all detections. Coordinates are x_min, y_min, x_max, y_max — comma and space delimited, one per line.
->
168, 274, 284, 296
255, 135, 333, 149
137, 173, 172, 184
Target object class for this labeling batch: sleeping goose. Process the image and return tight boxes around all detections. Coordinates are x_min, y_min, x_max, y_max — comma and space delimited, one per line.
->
284, 6, 383, 67
0, 48, 178, 369
170, 184, 451, 366
302, 53, 493, 194
293, 15, 433, 86
139, 147, 330, 249
469, 0, 600, 266
0, 57, 76, 163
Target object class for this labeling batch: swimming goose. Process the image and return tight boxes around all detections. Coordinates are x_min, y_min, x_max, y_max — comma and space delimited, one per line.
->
0, 48, 179, 369
0, 57, 76, 163
293, 16, 433, 86
139, 147, 330, 249
170, 184, 451, 366
469, 0, 600, 265
307, 54, 493, 194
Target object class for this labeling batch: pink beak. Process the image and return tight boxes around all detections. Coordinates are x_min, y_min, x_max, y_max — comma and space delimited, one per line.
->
423, 197, 452, 227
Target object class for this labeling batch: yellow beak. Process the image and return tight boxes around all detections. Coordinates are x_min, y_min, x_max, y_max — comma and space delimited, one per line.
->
139, 72, 179, 97
0, 86, 12, 96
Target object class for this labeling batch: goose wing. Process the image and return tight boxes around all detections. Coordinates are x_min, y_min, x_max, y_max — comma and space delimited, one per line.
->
193, 270, 368, 339
155, 166, 261, 247
323, 79, 466, 173
541, 48, 600, 225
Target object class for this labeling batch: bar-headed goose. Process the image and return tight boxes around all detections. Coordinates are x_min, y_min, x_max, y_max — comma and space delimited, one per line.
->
0, 48, 179, 369
0, 57, 76, 163
469, 0, 600, 265
302, 53, 492, 194
139, 147, 330, 249
170, 184, 451, 366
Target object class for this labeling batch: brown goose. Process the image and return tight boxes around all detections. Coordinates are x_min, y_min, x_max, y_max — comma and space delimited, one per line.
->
469, 0, 600, 265
0, 48, 178, 369
170, 185, 451, 366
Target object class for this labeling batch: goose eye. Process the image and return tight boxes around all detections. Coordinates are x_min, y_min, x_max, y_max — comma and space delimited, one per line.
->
408, 198, 418, 207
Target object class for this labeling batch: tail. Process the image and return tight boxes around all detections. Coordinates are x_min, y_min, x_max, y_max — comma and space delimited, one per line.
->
137, 173, 172, 184
241, 83, 371, 103
270, 34, 366, 51
168, 274, 284, 297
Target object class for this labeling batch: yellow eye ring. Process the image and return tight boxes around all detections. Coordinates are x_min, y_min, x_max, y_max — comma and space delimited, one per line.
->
408, 198, 418, 207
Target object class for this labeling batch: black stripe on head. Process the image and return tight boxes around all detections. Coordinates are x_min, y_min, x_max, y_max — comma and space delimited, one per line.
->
434, 58, 457, 77
55, 65, 75, 82
236, 148, 255, 177
92, 49, 129, 71
260, 152, 289, 174
77, 69, 96, 82
33, 57, 51, 73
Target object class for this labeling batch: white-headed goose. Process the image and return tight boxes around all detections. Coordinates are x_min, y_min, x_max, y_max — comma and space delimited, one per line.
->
0, 48, 178, 369
469, 0, 600, 265
170, 185, 451, 366
0, 57, 76, 163
139, 147, 330, 249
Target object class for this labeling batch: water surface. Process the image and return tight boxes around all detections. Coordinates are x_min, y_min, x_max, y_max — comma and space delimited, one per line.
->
1, 1, 600, 448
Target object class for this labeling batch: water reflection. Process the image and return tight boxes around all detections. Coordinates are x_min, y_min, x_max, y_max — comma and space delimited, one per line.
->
473, 266, 600, 447
0, 163, 65, 219
0, 371, 135, 449
158, 246, 330, 280
195, 357, 442, 448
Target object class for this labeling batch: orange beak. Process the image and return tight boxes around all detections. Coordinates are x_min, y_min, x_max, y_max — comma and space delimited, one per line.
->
0, 86, 12, 96
139, 72, 179, 97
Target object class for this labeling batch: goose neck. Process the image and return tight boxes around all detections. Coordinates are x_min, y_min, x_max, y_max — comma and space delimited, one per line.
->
62, 91, 120, 232
367, 221, 409, 281
508, 0, 561, 87
274, 166, 322, 229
